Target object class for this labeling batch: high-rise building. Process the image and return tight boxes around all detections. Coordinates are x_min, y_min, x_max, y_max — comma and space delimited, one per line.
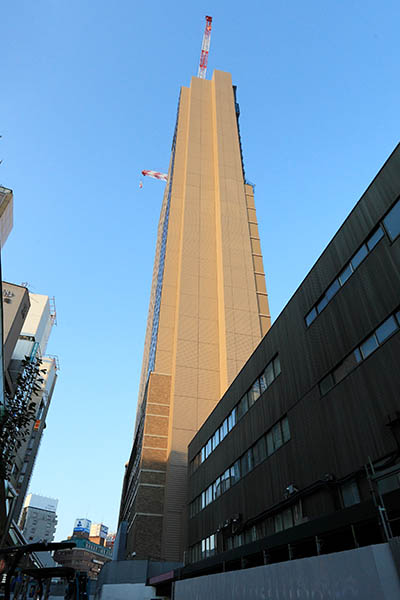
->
19, 493, 58, 543
0, 186, 13, 248
4, 290, 58, 522
119, 70, 270, 562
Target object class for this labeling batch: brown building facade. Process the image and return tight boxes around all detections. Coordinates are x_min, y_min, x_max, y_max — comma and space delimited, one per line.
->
119, 70, 270, 562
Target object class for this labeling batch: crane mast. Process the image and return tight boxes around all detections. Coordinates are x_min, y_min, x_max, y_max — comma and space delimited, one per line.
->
141, 17, 213, 188
198, 16, 212, 79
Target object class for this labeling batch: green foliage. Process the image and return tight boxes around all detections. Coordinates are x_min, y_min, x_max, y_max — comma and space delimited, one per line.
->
0, 356, 45, 480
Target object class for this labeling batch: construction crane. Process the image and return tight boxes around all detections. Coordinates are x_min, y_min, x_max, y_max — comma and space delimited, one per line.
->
141, 170, 168, 182
141, 16, 213, 188
198, 16, 212, 79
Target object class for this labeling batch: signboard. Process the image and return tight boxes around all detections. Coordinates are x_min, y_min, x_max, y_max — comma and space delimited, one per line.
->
74, 518, 91, 534
90, 523, 109, 539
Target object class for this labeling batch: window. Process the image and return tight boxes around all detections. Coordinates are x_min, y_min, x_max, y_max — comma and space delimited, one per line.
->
248, 380, 260, 407
272, 422, 283, 450
360, 334, 378, 359
341, 480, 360, 507
274, 513, 283, 533
320, 373, 334, 395
253, 436, 266, 465
205, 439, 212, 458
351, 244, 368, 270
221, 469, 231, 493
283, 507, 293, 530
375, 316, 398, 344
281, 416, 290, 443
383, 198, 400, 241
237, 393, 248, 420
339, 263, 353, 286
212, 429, 220, 450
264, 362, 274, 386
367, 227, 384, 251
241, 448, 254, 476
266, 431, 274, 456
326, 279, 340, 301
228, 407, 237, 431
305, 307, 317, 327
230, 460, 241, 484
273, 355, 281, 377
333, 352, 359, 384
317, 295, 328, 314
220, 418, 228, 441
214, 477, 221, 499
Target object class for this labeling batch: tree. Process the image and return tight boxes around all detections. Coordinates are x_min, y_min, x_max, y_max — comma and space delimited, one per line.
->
0, 356, 46, 480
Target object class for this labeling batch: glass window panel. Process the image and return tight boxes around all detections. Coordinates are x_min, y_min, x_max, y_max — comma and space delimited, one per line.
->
351, 244, 368, 270
259, 372, 267, 393
360, 334, 378, 359
333, 351, 359, 383
214, 477, 221, 498
274, 514, 283, 533
228, 406, 237, 431
383, 199, 400, 241
237, 394, 249, 420
305, 307, 317, 327
212, 429, 219, 450
319, 373, 334, 395
338, 263, 353, 286
266, 431, 274, 456
241, 453, 249, 477
396, 311, 400, 326
273, 423, 283, 450
367, 227, 384, 251
224, 468, 231, 492
248, 380, 261, 406
283, 508, 293, 530
273, 355, 281, 377
247, 448, 254, 472
219, 424, 225, 442
205, 439, 212, 458
316, 295, 328, 314
375, 316, 398, 344
265, 362, 274, 386
223, 419, 228, 437
354, 347, 362, 363
230, 460, 241, 484
201, 539, 206, 555
341, 480, 360, 507
326, 279, 340, 301
201, 491, 206, 509
253, 436, 266, 465
201, 447, 205, 463
281, 416, 290, 443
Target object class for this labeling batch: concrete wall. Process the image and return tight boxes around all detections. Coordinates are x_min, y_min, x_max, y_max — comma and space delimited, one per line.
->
174, 543, 400, 600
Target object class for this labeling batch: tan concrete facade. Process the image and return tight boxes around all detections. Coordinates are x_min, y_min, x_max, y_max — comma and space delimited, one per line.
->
119, 70, 270, 562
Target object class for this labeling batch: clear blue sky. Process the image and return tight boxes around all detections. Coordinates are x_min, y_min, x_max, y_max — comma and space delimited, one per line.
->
1, 0, 399, 541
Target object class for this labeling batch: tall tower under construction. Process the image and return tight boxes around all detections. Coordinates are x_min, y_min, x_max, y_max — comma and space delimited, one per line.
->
119, 69, 270, 562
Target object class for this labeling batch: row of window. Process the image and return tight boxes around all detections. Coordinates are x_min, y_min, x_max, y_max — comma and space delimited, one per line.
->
190, 416, 290, 518
189, 533, 217, 563
191, 355, 281, 472
320, 308, 400, 396
306, 195, 400, 328
305, 226, 384, 327
189, 481, 362, 563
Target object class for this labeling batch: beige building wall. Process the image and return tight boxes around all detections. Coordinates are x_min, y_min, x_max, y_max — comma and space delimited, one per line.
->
121, 70, 270, 562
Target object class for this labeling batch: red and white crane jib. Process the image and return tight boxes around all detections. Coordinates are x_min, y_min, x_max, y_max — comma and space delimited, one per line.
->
141, 170, 168, 182
198, 16, 212, 79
